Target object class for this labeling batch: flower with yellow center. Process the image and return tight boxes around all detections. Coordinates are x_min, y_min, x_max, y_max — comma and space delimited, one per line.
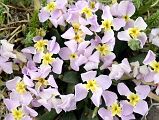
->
72, 23, 80, 33
127, 93, 140, 106
149, 60, 159, 73
123, 15, 130, 22
16, 81, 26, 94
110, 102, 122, 117
69, 53, 78, 60
81, 7, 93, 18
35, 77, 48, 87
96, 44, 110, 56
85, 80, 98, 92
42, 53, 55, 65
12, 108, 23, 120
46, 2, 56, 12
128, 27, 140, 38
34, 40, 48, 52
74, 32, 84, 43
101, 19, 113, 31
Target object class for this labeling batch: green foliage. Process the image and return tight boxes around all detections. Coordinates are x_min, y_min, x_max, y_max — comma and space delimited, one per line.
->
22, 31, 34, 47
39, 110, 57, 120
133, 0, 143, 9
0, 5, 5, 24
128, 39, 141, 51
62, 71, 80, 84
60, 112, 77, 120
1, 0, 32, 7
22, 10, 39, 46
147, 10, 159, 28
98, 0, 112, 5
129, 53, 147, 64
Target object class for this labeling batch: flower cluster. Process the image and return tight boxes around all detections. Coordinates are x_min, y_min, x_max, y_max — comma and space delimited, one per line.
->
3, 0, 159, 120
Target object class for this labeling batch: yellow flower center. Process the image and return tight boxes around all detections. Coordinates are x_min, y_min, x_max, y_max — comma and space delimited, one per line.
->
42, 53, 54, 65
111, 103, 122, 117
127, 93, 140, 106
12, 109, 23, 120
46, 2, 56, 12
128, 27, 140, 38
149, 60, 159, 73
72, 23, 80, 33
74, 32, 84, 43
85, 80, 98, 92
34, 40, 48, 52
123, 15, 130, 22
69, 53, 78, 60
81, 7, 93, 18
35, 77, 48, 87
96, 44, 110, 56
16, 81, 26, 94
101, 19, 113, 31
90, 2, 96, 9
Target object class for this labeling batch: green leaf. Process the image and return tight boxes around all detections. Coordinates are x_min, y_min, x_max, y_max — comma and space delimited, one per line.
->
39, 110, 57, 120
66, 83, 75, 93
60, 112, 77, 120
128, 39, 141, 51
147, 10, 159, 28
62, 71, 80, 84
133, 0, 143, 9
129, 53, 147, 64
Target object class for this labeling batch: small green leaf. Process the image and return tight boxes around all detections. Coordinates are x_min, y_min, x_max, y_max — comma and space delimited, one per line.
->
129, 53, 147, 64
39, 110, 57, 120
62, 71, 80, 84
128, 39, 141, 51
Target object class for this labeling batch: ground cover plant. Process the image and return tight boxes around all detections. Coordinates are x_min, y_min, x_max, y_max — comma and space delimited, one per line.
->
1, 0, 159, 120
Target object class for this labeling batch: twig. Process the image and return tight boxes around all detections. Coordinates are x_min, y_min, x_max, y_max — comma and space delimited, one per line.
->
0, 27, 17, 31
148, 92, 159, 102
141, 103, 159, 120
6, 5, 33, 11
10, 26, 21, 36
6, 20, 28, 26
8, 30, 22, 43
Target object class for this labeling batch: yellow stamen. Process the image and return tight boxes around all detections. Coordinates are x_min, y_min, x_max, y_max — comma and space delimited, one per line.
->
101, 19, 113, 31
16, 81, 26, 94
81, 7, 93, 18
12, 108, 23, 120
46, 2, 56, 12
74, 31, 84, 43
85, 80, 98, 92
35, 77, 48, 87
111, 102, 122, 117
123, 15, 130, 22
149, 60, 159, 73
34, 40, 48, 52
96, 44, 110, 56
127, 93, 140, 106
42, 53, 54, 65
128, 27, 140, 38
72, 23, 81, 33
69, 53, 78, 60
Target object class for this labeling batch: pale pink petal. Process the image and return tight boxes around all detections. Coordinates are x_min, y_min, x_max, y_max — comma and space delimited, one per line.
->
81, 71, 97, 82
